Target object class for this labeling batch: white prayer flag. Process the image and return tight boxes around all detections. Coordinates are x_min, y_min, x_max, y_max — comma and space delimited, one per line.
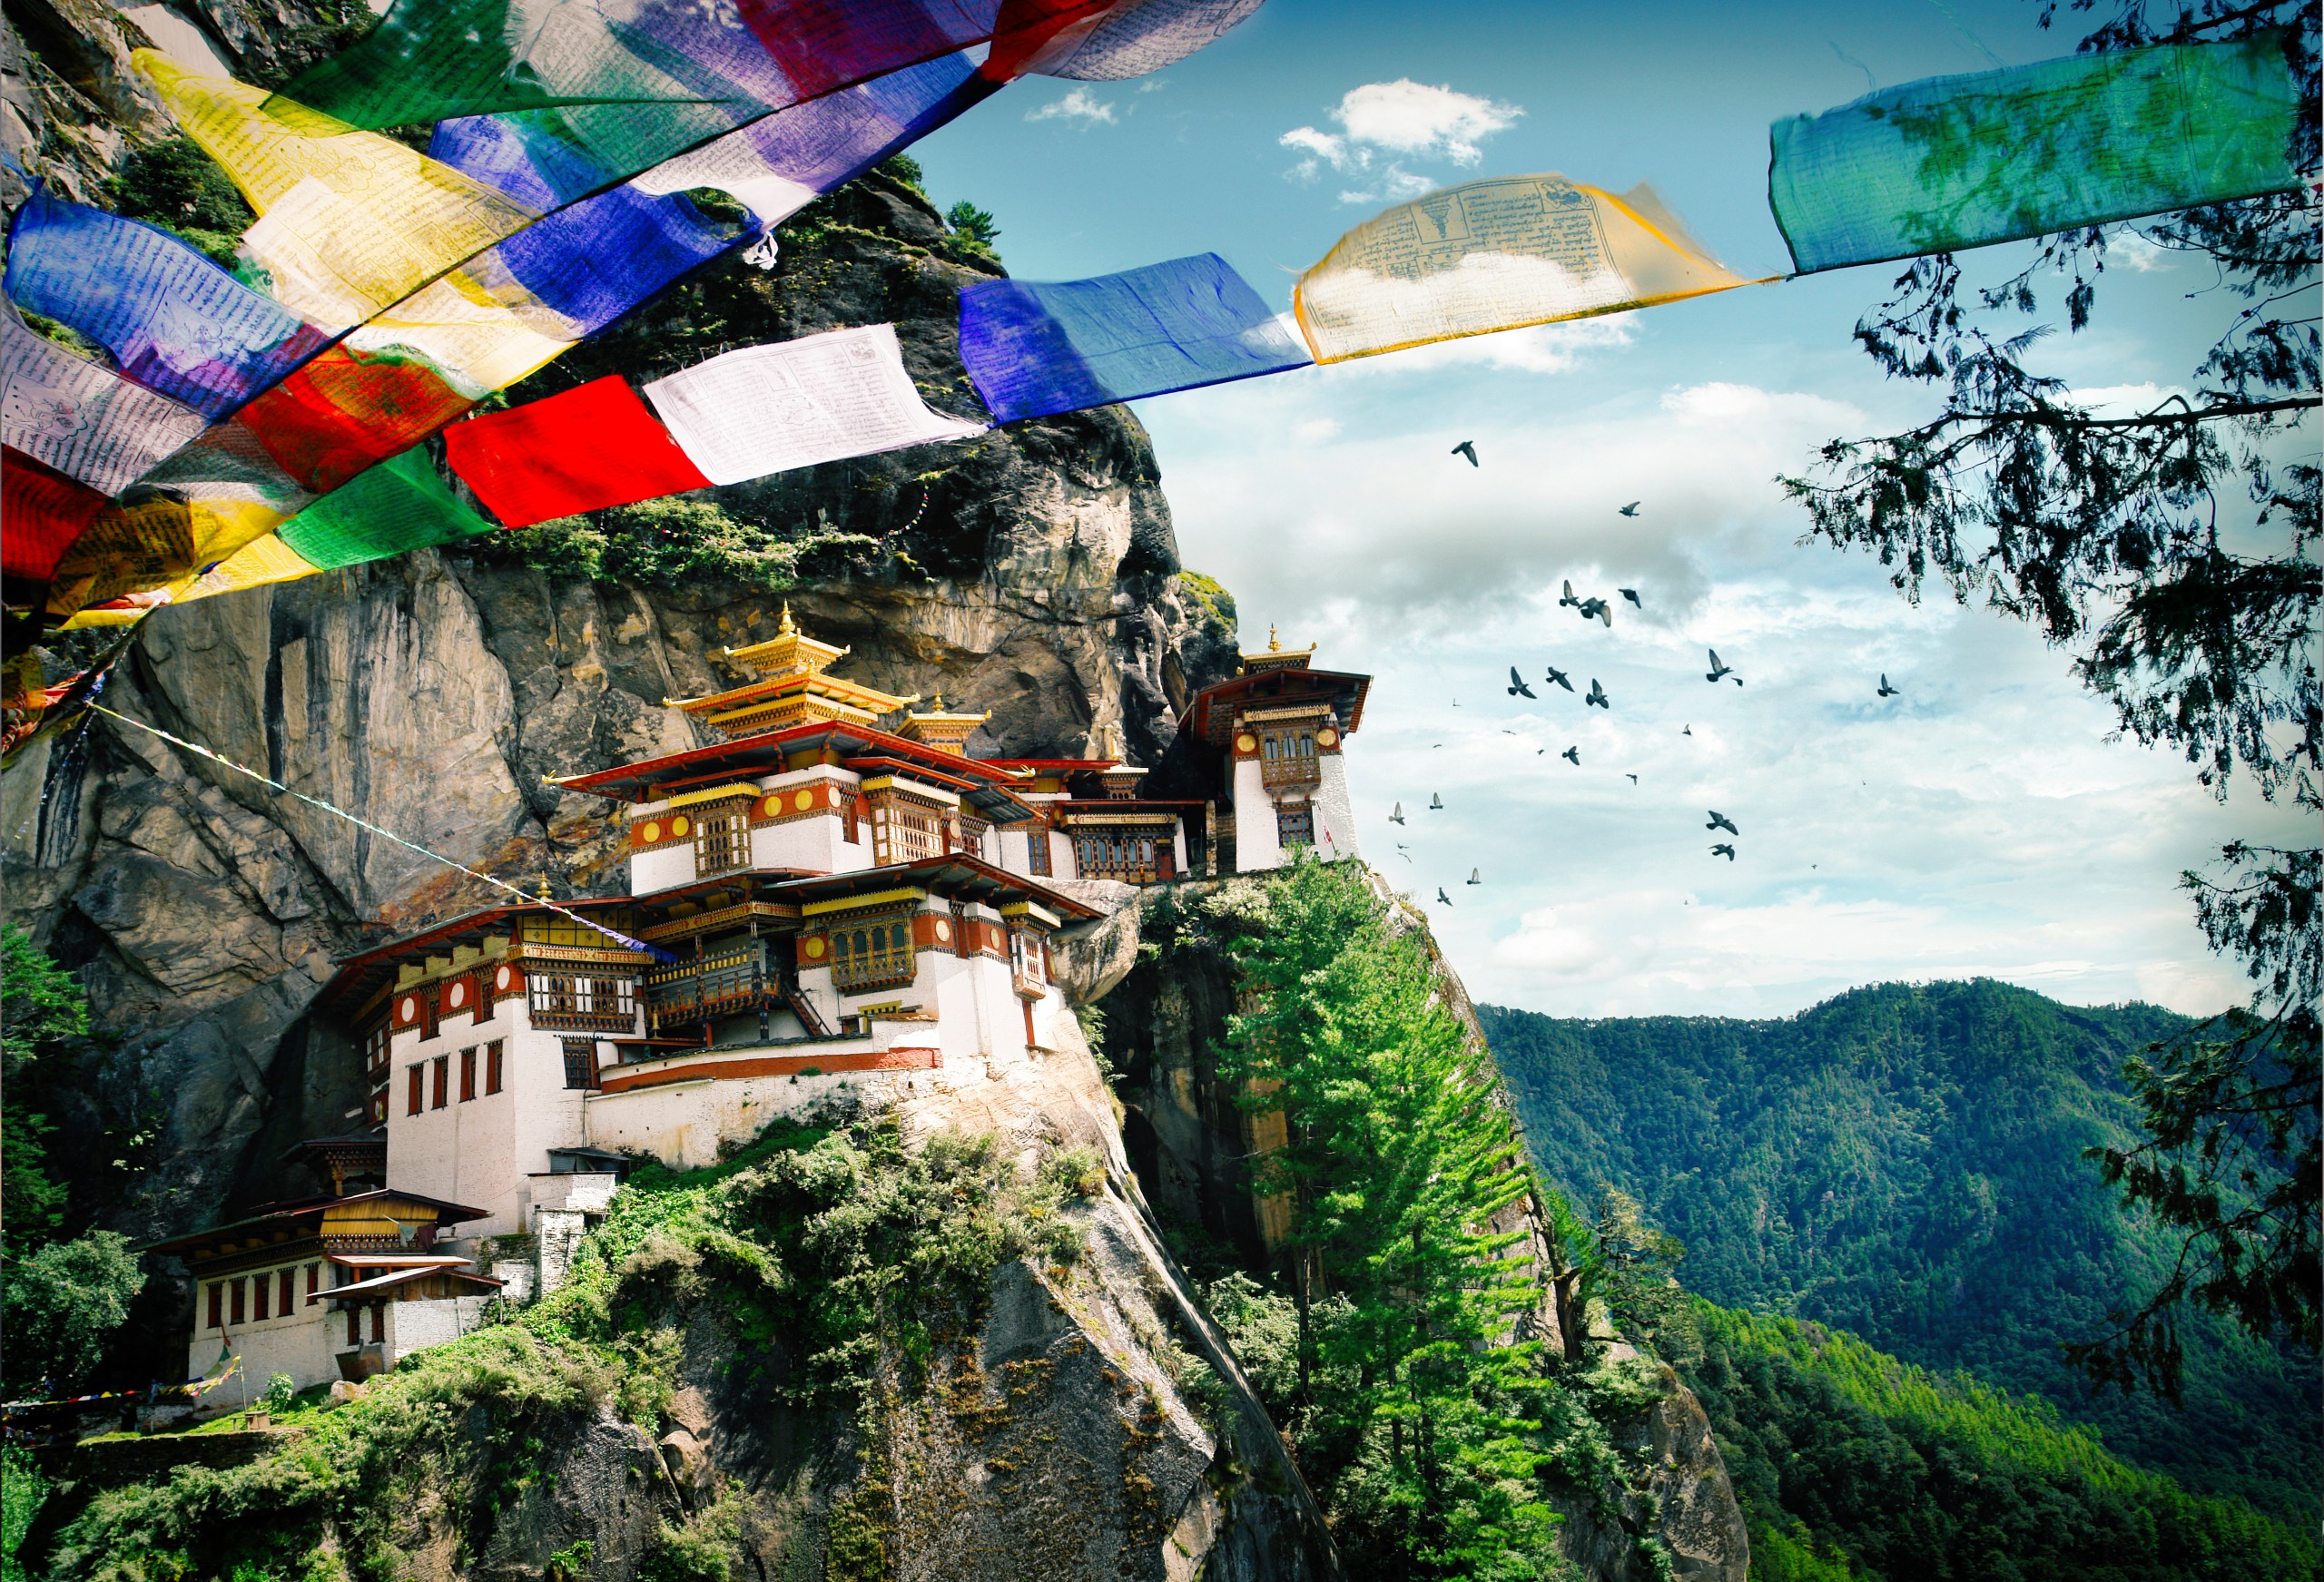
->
2, 310, 209, 496
642, 323, 987, 486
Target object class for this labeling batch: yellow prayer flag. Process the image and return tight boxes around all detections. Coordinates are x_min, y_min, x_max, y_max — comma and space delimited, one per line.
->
1293, 174, 1764, 364
137, 52, 542, 327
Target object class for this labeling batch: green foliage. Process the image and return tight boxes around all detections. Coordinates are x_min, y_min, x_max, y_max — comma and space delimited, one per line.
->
942, 201, 1000, 246
42, 1113, 1093, 1578
1685, 1301, 2320, 1581
262, 1375, 300, 1417
0, 1232, 143, 1394
874, 153, 926, 193
1177, 570, 1237, 637
1196, 860, 1607, 1581
2, 925, 89, 1253
1480, 981, 2322, 1523
103, 138, 255, 266
474, 497, 874, 594
1779, 0, 2319, 1392
2, 1444, 48, 1582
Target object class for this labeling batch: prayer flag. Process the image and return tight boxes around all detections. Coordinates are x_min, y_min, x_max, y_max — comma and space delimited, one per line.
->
960, 252, 1308, 423
137, 54, 541, 326
275, 447, 497, 571
1768, 37, 2306, 274
1, 309, 211, 495
1020, 0, 1265, 81
1293, 174, 1758, 363
445, 376, 713, 527
2, 447, 110, 582
44, 493, 281, 614
4, 186, 335, 421
234, 348, 475, 495
643, 323, 987, 486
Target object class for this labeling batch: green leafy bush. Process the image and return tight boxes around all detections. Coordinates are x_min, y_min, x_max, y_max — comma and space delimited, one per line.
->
103, 139, 254, 266
474, 498, 873, 594
1, 1232, 143, 1394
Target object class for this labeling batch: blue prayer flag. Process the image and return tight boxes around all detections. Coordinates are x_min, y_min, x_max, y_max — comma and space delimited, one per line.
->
960, 252, 1309, 424
3, 185, 335, 421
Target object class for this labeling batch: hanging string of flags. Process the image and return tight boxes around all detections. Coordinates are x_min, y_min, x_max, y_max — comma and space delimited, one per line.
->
0, 17, 2308, 660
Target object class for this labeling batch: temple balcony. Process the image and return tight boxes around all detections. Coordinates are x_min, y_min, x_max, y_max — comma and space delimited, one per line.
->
1259, 755, 1321, 791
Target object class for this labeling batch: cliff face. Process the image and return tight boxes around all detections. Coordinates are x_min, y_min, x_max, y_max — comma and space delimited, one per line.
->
1070, 880, 1751, 1582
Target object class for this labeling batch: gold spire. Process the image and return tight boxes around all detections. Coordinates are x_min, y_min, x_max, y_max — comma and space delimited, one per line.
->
1268, 624, 1281, 652
777, 603, 797, 636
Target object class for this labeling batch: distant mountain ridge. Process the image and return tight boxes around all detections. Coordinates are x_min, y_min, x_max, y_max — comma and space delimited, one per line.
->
1480, 978, 2320, 1523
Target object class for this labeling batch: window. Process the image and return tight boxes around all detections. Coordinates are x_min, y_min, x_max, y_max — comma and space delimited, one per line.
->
231, 1278, 246, 1326
208, 1283, 223, 1330
346, 1307, 359, 1345
486, 1040, 504, 1095
362, 1020, 389, 1081
1261, 728, 1321, 788
694, 804, 749, 876
830, 917, 915, 990
279, 1268, 295, 1316
306, 1263, 320, 1305
369, 1304, 385, 1343
431, 1056, 448, 1109
252, 1274, 269, 1322
1025, 829, 1051, 876
562, 1037, 598, 1091
873, 800, 940, 864
406, 1066, 423, 1116
957, 814, 990, 857
369, 1087, 389, 1125
528, 974, 636, 1029
842, 795, 862, 844
1275, 803, 1315, 849
459, 1046, 477, 1102
1010, 929, 1047, 992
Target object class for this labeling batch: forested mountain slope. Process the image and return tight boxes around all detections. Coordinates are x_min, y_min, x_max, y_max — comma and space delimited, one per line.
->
1480, 980, 2320, 1522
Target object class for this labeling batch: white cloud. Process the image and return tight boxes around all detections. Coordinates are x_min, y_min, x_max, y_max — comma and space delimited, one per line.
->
1280, 79, 1522, 189
1026, 87, 1117, 125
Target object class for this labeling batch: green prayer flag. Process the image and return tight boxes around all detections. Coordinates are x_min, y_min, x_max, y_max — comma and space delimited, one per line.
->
276, 447, 496, 572
1769, 36, 2306, 274
272, 0, 714, 133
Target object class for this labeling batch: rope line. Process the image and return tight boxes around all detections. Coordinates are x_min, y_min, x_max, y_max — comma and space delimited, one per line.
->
91, 705, 671, 960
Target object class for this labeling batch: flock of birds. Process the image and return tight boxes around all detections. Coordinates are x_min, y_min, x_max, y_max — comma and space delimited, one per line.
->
1400, 455, 1907, 906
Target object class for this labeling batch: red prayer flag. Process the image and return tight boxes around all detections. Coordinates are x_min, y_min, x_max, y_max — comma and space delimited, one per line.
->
2, 447, 112, 582
443, 376, 712, 528
240, 349, 475, 494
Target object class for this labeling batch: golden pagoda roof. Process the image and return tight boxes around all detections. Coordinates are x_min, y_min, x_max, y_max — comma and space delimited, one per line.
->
897, 693, 991, 756
718, 604, 850, 679
664, 608, 917, 737
1239, 624, 1316, 673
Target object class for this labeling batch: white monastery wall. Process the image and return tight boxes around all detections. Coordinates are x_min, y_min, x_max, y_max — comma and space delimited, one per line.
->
1314, 755, 1360, 863
1231, 758, 1284, 871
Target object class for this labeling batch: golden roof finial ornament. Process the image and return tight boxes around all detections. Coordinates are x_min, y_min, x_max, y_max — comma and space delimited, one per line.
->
777, 603, 797, 636
1268, 624, 1281, 652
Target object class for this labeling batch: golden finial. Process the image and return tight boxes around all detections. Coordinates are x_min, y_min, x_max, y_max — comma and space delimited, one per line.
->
1267, 624, 1281, 652
777, 603, 797, 635
933, 693, 944, 710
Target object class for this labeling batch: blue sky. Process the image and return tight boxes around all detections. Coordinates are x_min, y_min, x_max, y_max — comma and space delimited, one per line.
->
907, 0, 2312, 1017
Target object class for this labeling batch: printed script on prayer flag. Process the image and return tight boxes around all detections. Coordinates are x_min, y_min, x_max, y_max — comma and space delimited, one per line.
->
1768, 36, 2306, 274
1293, 174, 1761, 364
642, 324, 987, 486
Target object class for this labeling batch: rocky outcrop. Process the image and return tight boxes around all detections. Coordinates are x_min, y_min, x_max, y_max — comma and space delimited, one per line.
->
1083, 879, 1750, 1582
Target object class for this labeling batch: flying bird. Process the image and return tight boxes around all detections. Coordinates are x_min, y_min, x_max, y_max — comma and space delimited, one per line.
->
1878, 673, 1900, 698
1466, 869, 1482, 886
1452, 440, 1479, 467
1561, 745, 1581, 765
1545, 664, 1574, 693
1429, 793, 1445, 810
1507, 666, 1536, 699
1710, 843, 1736, 860
1707, 811, 1739, 836
1436, 888, 1453, 906
1618, 501, 1641, 516
1620, 588, 1641, 607
1705, 648, 1737, 684
1682, 724, 1692, 736
1585, 679, 1610, 710
1501, 728, 1518, 735
1559, 580, 1581, 609
1395, 843, 1413, 862
1578, 597, 1612, 626
1390, 801, 1406, 825
1626, 773, 1639, 784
